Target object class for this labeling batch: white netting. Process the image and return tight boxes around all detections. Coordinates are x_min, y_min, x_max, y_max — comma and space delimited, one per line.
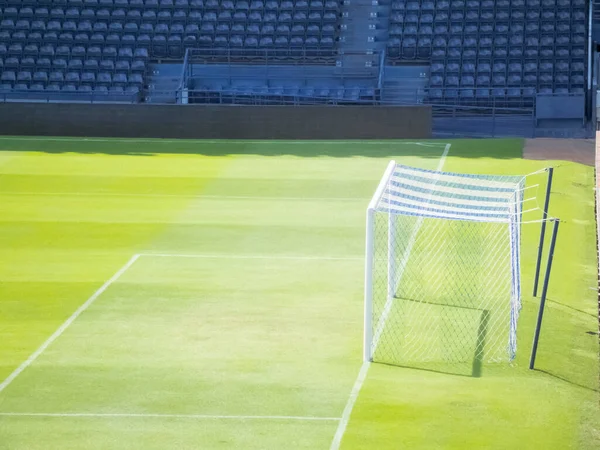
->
365, 163, 545, 367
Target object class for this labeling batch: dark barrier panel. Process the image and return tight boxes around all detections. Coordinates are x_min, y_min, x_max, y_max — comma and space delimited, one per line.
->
0, 104, 431, 139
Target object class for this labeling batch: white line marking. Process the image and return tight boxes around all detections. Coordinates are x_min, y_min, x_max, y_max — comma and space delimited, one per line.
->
0, 136, 449, 146
329, 361, 370, 450
0, 254, 140, 394
0, 192, 367, 202
140, 253, 363, 261
0, 412, 340, 421
329, 143, 452, 450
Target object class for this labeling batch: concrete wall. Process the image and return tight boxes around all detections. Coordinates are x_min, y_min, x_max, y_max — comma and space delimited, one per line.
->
0, 104, 431, 139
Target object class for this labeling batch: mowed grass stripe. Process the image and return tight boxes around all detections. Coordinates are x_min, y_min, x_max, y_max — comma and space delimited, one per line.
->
0, 151, 233, 384
0, 196, 364, 228
0, 173, 380, 198
0, 257, 362, 423
0, 192, 368, 201
0, 415, 340, 450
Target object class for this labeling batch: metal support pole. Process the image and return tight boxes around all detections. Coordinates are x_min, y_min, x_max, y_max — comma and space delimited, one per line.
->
364, 209, 375, 362
529, 219, 560, 370
533, 167, 554, 296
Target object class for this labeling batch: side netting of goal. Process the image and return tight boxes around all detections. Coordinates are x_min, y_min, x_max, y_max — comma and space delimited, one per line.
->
364, 161, 548, 367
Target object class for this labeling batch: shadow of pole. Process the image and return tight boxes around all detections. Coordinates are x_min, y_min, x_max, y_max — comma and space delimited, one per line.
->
471, 309, 490, 378
534, 369, 599, 393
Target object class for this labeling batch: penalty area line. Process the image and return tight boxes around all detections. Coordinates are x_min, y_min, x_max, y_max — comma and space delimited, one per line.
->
0, 412, 341, 422
0, 254, 140, 394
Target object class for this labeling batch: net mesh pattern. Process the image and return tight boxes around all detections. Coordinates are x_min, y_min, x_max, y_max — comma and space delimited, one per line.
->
369, 164, 526, 366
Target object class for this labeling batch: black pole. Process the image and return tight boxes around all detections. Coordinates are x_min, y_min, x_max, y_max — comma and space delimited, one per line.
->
529, 219, 560, 370
533, 167, 554, 297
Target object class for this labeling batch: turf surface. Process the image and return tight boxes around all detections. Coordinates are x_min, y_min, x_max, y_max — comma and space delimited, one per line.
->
0, 137, 597, 449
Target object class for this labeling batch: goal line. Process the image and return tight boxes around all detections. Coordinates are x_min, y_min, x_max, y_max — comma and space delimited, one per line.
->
329, 143, 452, 450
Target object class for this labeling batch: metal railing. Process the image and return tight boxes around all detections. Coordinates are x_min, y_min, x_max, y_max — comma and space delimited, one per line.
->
177, 85, 535, 108
178, 48, 191, 92
377, 51, 386, 91
431, 106, 536, 138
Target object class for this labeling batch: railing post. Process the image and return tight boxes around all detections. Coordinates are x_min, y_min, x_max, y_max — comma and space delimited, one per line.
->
533, 167, 554, 296
530, 219, 560, 370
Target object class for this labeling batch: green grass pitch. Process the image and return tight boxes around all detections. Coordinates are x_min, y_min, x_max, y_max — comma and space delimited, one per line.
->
0, 136, 597, 449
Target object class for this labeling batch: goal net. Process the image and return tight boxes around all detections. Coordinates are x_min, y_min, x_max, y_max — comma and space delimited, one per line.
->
364, 161, 533, 367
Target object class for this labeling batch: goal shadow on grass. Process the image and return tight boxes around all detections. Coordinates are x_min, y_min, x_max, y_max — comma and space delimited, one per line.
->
0, 137, 523, 159
376, 298, 491, 378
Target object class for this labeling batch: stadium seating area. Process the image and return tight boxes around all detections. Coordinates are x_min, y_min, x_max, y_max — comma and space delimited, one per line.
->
187, 78, 378, 104
387, 0, 588, 97
0, 0, 341, 98
0, 0, 591, 106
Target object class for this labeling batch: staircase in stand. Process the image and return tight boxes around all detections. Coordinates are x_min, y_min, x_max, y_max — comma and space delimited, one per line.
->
336, 0, 391, 74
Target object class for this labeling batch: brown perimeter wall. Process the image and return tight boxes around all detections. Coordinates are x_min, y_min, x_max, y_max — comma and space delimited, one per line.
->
0, 104, 432, 140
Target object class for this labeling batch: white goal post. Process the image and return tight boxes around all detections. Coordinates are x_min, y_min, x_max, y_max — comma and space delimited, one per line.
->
363, 161, 534, 367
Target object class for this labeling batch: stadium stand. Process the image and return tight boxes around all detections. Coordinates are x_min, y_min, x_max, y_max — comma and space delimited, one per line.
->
0, 0, 594, 135
386, 0, 588, 102
0, 0, 342, 102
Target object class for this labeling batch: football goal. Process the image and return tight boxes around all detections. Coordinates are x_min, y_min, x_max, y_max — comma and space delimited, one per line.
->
364, 161, 559, 370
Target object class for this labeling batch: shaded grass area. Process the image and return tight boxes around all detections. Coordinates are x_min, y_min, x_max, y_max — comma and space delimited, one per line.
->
0, 136, 521, 159
0, 138, 597, 449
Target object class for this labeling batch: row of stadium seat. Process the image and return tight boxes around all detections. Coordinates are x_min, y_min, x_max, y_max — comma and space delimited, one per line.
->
0, 15, 340, 30
0, 82, 142, 94
0, 23, 339, 36
430, 74, 585, 87
0, 23, 338, 38
0, 70, 144, 84
1, 1, 339, 16
391, 0, 584, 9
431, 60, 585, 76
432, 61, 586, 74
388, 35, 587, 48
0, 44, 149, 59
390, 23, 587, 36
0, 57, 146, 72
1, 0, 319, 8
200, 84, 374, 94
386, 42, 586, 59
0, 40, 336, 57
427, 87, 579, 98
389, 11, 586, 23
0, 34, 337, 48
